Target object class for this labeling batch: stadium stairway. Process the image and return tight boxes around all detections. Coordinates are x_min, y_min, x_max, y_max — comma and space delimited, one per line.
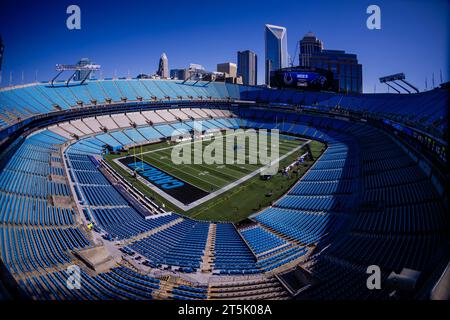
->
122, 217, 184, 245
239, 224, 312, 273
208, 276, 289, 300
200, 224, 216, 273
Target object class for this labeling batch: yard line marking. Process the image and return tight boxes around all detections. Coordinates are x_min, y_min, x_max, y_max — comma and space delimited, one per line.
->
113, 132, 310, 211
182, 139, 311, 211
146, 148, 242, 182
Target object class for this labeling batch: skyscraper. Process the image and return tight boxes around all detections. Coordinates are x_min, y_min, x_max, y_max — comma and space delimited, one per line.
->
157, 53, 169, 79
170, 68, 188, 80
189, 63, 204, 71
187, 64, 207, 80
309, 49, 362, 94
299, 32, 323, 67
217, 63, 237, 78
265, 24, 288, 85
237, 50, 257, 86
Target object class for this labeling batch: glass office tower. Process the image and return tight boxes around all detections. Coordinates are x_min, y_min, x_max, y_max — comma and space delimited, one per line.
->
237, 50, 257, 86
299, 32, 323, 67
265, 24, 288, 86
309, 49, 362, 94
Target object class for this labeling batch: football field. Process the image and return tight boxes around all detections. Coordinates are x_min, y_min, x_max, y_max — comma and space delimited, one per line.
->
124, 131, 309, 194
106, 131, 324, 221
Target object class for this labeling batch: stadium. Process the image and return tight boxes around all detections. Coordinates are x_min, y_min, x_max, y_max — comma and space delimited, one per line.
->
0, 78, 448, 300
0, 0, 449, 305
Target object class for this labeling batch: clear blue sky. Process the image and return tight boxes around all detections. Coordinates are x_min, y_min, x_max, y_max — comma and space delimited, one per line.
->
0, 0, 448, 93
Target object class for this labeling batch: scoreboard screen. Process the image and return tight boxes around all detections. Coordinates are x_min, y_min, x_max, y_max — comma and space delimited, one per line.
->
270, 67, 337, 92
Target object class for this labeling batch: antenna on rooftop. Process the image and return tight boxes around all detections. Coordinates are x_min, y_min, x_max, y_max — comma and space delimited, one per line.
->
289, 40, 300, 67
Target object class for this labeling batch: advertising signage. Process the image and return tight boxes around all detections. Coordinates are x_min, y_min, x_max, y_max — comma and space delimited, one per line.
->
270, 67, 337, 92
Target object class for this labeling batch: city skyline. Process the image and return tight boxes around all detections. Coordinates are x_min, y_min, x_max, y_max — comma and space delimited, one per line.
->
0, 0, 448, 93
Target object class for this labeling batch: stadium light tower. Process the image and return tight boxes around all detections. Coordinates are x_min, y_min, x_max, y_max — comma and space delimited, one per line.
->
379, 73, 419, 94
51, 63, 101, 86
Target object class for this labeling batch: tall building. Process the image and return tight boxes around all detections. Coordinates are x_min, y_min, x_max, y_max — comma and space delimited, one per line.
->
217, 62, 237, 78
265, 24, 288, 85
309, 49, 362, 94
157, 53, 169, 79
237, 50, 257, 86
170, 68, 188, 80
189, 63, 205, 71
299, 32, 323, 67
186, 64, 207, 81
74, 58, 93, 81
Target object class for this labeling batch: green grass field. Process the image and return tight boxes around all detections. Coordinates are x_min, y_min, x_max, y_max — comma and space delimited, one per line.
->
127, 131, 307, 192
105, 131, 325, 222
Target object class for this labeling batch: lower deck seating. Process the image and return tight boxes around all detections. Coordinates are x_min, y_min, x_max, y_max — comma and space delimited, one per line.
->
297, 255, 390, 300
19, 266, 161, 300
92, 208, 179, 240
213, 224, 259, 275
0, 192, 75, 226
208, 276, 289, 300
240, 226, 287, 255
172, 285, 208, 300
0, 226, 89, 274
130, 218, 209, 271
0, 130, 92, 277
255, 208, 339, 245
